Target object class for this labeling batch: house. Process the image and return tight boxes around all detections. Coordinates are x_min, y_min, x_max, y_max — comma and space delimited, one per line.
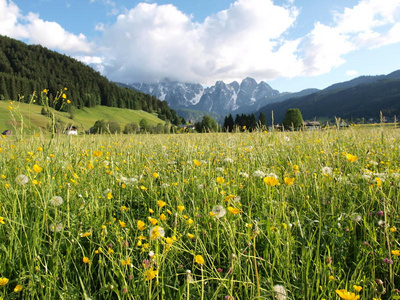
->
65, 126, 78, 135
303, 121, 321, 131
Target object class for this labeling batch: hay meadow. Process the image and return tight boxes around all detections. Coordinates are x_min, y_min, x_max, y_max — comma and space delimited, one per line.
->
1, 126, 400, 300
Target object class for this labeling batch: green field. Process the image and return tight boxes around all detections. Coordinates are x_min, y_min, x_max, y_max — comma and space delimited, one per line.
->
0, 127, 399, 299
0, 101, 165, 134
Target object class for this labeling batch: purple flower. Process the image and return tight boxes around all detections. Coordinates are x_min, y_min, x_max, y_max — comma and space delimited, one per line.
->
377, 210, 384, 217
217, 268, 223, 273
383, 258, 393, 264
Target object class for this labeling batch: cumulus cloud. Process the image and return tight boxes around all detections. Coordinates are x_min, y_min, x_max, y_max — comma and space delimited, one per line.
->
1, 0, 400, 84
0, 0, 92, 53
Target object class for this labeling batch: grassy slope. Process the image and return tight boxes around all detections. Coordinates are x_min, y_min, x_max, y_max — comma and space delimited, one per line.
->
0, 101, 164, 133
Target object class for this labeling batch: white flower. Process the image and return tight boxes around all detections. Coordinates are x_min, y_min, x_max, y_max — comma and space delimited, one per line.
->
103, 160, 110, 166
211, 205, 227, 218
321, 166, 332, 176
239, 172, 249, 178
149, 226, 165, 240
266, 173, 278, 179
161, 183, 170, 188
120, 176, 138, 185
253, 170, 266, 178
224, 157, 234, 163
49, 196, 63, 207
284, 136, 290, 142
215, 167, 224, 172
15, 174, 29, 185
351, 213, 362, 222
50, 223, 63, 232
273, 284, 287, 300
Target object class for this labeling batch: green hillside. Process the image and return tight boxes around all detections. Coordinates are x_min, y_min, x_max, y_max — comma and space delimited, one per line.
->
0, 101, 164, 134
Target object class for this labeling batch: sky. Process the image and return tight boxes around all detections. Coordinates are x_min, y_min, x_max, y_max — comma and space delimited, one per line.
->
1, 0, 400, 92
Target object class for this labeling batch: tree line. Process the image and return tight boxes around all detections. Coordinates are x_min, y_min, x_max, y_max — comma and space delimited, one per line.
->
0, 35, 180, 124
222, 112, 267, 132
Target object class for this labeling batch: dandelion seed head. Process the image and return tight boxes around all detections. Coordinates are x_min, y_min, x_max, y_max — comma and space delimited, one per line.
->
15, 174, 29, 185
49, 196, 63, 207
211, 205, 226, 218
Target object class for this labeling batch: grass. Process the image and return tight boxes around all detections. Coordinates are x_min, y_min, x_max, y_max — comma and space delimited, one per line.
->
0, 100, 165, 134
0, 126, 400, 299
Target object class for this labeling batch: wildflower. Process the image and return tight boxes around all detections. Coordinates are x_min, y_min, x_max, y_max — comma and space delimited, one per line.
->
149, 208, 154, 213
15, 174, 29, 185
42, 89, 48, 93
377, 210, 384, 217
152, 172, 159, 178
148, 217, 158, 225
0, 278, 9, 286
322, 166, 333, 175
273, 284, 287, 300
252, 170, 266, 178
149, 226, 165, 240
177, 205, 185, 211
137, 220, 146, 231
0, 217, 5, 224
160, 213, 167, 220
228, 207, 242, 214
165, 237, 174, 245
264, 176, 279, 186
216, 177, 225, 184
49, 196, 63, 207
351, 214, 362, 222
392, 250, 400, 256
80, 232, 91, 237
145, 268, 157, 281
193, 159, 202, 166
284, 177, 295, 185
329, 276, 335, 281
353, 285, 362, 292
120, 206, 129, 212
121, 258, 132, 266
107, 192, 113, 200
119, 220, 127, 228
82, 257, 90, 264
239, 172, 249, 178
50, 223, 63, 232
33, 164, 43, 173
187, 219, 194, 225
140, 186, 148, 191
14, 284, 23, 292
292, 165, 299, 171
187, 233, 195, 239
335, 289, 360, 300
383, 258, 393, 264
157, 200, 166, 208
62, 93, 67, 99
390, 226, 397, 232
194, 255, 204, 265
211, 205, 227, 218
345, 153, 358, 162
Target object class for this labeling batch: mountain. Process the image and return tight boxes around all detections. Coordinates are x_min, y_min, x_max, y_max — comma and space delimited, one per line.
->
0, 35, 179, 124
256, 72, 400, 124
128, 77, 317, 116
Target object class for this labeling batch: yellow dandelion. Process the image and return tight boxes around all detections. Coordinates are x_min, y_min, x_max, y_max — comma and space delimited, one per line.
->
157, 200, 166, 208
33, 164, 43, 173
177, 205, 185, 211
194, 255, 204, 265
264, 176, 279, 186
227, 207, 242, 214
284, 177, 295, 185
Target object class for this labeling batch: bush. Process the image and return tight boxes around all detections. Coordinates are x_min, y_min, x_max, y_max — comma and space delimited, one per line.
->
123, 122, 139, 134
92, 119, 121, 134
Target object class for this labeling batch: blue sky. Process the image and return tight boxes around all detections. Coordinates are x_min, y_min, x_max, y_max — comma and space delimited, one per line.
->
1, 0, 400, 92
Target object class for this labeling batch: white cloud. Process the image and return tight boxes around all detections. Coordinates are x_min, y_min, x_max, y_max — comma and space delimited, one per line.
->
0, 0, 92, 54
346, 70, 358, 76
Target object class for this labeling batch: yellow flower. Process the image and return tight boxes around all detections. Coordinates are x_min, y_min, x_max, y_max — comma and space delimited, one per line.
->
177, 205, 185, 212
335, 289, 360, 300
228, 207, 242, 214
137, 220, 146, 231
0, 217, 5, 224
390, 226, 397, 232
187, 219, 194, 225
121, 258, 132, 266
33, 164, 43, 173
120, 206, 129, 212
150, 226, 165, 240
14, 284, 23, 292
353, 285, 362, 292
145, 268, 157, 281
216, 177, 225, 184
80, 232, 91, 237
149, 208, 154, 213
292, 165, 299, 171
140, 186, 148, 191
263, 176, 279, 186
66, 100, 71, 104
93, 151, 102, 157
193, 159, 202, 166
160, 213, 167, 221
42, 89, 48, 93
284, 177, 295, 185
328, 275, 335, 281
82, 257, 90, 264
392, 250, 400, 256
194, 255, 204, 265
62, 93, 67, 99
119, 220, 127, 228
346, 153, 358, 162
165, 237, 174, 245
107, 192, 113, 200
148, 217, 158, 225
187, 233, 195, 239
157, 200, 166, 208
0, 278, 9, 286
